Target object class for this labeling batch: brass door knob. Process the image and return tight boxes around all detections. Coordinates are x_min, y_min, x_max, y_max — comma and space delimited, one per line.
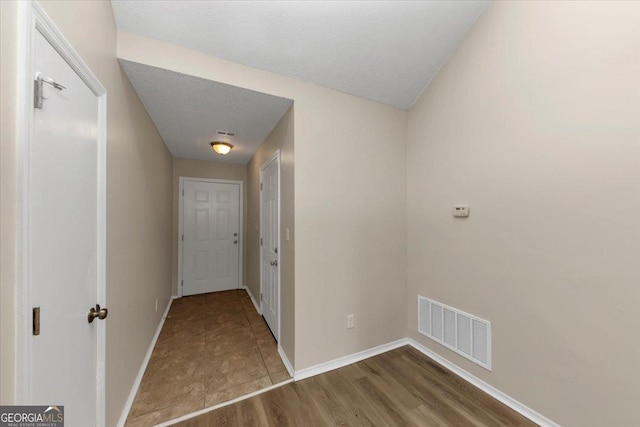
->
88, 304, 108, 324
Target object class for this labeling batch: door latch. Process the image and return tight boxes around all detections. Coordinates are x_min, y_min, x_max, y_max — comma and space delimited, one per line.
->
32, 307, 40, 336
34, 73, 66, 109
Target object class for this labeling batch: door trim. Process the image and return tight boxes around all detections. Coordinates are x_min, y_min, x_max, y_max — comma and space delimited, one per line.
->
15, 1, 107, 424
177, 177, 244, 298
259, 150, 281, 342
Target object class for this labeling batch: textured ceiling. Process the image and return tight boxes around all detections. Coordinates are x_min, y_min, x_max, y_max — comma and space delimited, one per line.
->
112, 0, 489, 109
120, 60, 293, 164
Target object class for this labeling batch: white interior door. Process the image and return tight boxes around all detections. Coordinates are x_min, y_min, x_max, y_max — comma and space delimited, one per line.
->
29, 29, 104, 425
183, 180, 240, 295
260, 155, 280, 340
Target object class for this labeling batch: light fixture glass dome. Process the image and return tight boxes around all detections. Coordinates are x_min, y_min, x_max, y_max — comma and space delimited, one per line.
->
211, 141, 233, 155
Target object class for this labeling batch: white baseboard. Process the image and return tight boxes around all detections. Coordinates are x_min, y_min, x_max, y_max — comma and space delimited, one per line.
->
116, 296, 176, 427
277, 346, 295, 378
293, 338, 407, 381
406, 338, 559, 427
241, 285, 261, 314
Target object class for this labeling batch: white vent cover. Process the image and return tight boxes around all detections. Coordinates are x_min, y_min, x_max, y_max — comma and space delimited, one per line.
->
418, 295, 491, 370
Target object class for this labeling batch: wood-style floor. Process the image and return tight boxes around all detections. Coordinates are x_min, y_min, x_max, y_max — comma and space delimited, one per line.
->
125, 290, 290, 427
173, 346, 537, 427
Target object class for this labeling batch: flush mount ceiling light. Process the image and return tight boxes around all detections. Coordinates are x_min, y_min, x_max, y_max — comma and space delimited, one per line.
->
211, 141, 233, 155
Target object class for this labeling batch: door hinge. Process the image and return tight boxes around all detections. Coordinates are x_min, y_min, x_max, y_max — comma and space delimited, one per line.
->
182, 189, 184, 196
260, 182, 263, 191
260, 237, 263, 246
32, 307, 40, 336
181, 280, 184, 287
260, 293, 263, 302
182, 234, 184, 241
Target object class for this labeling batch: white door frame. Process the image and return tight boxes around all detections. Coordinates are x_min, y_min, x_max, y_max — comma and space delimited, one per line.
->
259, 150, 281, 342
15, 1, 107, 425
177, 177, 244, 298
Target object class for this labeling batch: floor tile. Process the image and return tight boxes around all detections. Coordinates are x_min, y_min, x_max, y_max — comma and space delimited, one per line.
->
166, 306, 207, 322
144, 351, 205, 384
207, 319, 251, 337
153, 336, 205, 360
204, 376, 272, 407
244, 307, 265, 325
257, 340, 287, 374
249, 319, 270, 335
125, 397, 204, 427
129, 377, 204, 418
156, 320, 205, 347
203, 307, 246, 327
206, 300, 244, 312
126, 289, 285, 426
204, 346, 269, 392
174, 294, 207, 306
206, 291, 241, 304
269, 370, 291, 384
205, 327, 256, 357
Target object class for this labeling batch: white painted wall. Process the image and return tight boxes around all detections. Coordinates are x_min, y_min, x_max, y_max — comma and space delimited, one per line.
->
407, 2, 640, 426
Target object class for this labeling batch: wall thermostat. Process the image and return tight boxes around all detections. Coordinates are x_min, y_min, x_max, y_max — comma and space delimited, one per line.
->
452, 206, 470, 217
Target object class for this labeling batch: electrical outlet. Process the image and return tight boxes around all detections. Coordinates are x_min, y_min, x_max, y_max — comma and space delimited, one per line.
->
347, 314, 355, 329
155, 298, 159, 312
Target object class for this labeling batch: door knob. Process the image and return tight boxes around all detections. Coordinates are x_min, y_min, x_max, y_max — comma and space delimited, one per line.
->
233, 240, 238, 244
270, 260, 278, 267
88, 304, 108, 324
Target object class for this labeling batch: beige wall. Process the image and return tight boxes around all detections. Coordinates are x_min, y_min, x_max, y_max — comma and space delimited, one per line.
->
246, 106, 295, 362
0, 2, 174, 425
406, 2, 640, 426
0, 0, 19, 404
10, 2, 634, 425
172, 158, 247, 295
119, 32, 409, 370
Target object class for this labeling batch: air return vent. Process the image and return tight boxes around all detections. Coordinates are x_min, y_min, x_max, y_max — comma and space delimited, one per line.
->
216, 130, 235, 136
418, 295, 491, 370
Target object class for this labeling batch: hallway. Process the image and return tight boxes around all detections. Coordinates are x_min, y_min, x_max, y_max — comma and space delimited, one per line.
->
126, 290, 291, 426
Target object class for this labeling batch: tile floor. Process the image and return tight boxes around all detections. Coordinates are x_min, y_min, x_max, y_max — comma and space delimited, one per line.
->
125, 289, 291, 427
